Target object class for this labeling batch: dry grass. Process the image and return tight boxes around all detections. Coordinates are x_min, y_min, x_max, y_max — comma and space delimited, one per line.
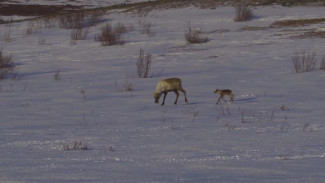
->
95, 23, 125, 46
124, 81, 133, 91
234, 0, 254, 22
0, 49, 15, 79
70, 28, 89, 41
87, 11, 104, 27
139, 21, 153, 35
185, 22, 208, 44
53, 69, 61, 81
2, 31, 11, 42
319, 56, 325, 71
38, 37, 46, 45
63, 140, 88, 151
190, 109, 199, 122
292, 52, 317, 73
40, 17, 57, 28
58, 12, 86, 29
114, 23, 127, 34
136, 48, 152, 78
80, 89, 86, 100
58, 11, 103, 29
115, 79, 133, 92
26, 22, 39, 35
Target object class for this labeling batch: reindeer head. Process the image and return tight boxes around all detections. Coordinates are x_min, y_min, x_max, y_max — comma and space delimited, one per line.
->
154, 92, 160, 104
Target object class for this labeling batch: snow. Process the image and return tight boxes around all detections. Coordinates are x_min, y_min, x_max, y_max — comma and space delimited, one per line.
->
1, 3, 325, 183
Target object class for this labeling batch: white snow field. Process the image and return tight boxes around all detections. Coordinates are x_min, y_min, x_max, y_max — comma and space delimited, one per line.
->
1, 2, 325, 183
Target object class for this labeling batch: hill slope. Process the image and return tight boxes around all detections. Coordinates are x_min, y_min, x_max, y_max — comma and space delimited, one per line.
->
1, 3, 325, 183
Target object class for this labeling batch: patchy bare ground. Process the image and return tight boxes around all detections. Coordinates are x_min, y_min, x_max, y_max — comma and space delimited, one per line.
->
271, 18, 325, 27
1, 0, 325, 41
1, 0, 324, 17
118, 0, 325, 15
292, 30, 325, 39
0, 4, 82, 16
239, 17, 325, 40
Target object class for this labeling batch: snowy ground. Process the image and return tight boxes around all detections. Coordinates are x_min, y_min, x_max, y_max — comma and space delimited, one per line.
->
1, 3, 325, 183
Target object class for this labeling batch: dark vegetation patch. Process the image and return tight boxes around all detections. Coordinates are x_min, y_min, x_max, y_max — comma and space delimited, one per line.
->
248, 0, 325, 6
0, 0, 324, 20
292, 30, 325, 39
0, 4, 82, 16
240, 18, 325, 36
240, 26, 270, 31
117, 0, 325, 14
270, 18, 325, 27
2, 0, 324, 17
119, 0, 325, 11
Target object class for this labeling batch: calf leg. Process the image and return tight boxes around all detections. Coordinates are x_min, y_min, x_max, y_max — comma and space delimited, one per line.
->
230, 94, 234, 102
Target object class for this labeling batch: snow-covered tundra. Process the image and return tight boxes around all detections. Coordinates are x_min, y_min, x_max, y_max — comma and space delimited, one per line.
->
0, 1, 325, 183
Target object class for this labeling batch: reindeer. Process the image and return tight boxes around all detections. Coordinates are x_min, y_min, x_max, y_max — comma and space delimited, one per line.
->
154, 78, 188, 105
214, 89, 234, 104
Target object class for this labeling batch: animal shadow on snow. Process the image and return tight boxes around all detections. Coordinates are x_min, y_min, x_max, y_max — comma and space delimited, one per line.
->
183, 101, 205, 105
233, 95, 256, 103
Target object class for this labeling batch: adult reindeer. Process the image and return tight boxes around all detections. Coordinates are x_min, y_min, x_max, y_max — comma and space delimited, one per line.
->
154, 78, 188, 105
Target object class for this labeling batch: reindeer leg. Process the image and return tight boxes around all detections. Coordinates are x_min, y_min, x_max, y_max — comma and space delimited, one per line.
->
216, 96, 222, 104
222, 95, 227, 102
179, 88, 188, 104
161, 92, 167, 105
174, 90, 179, 104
